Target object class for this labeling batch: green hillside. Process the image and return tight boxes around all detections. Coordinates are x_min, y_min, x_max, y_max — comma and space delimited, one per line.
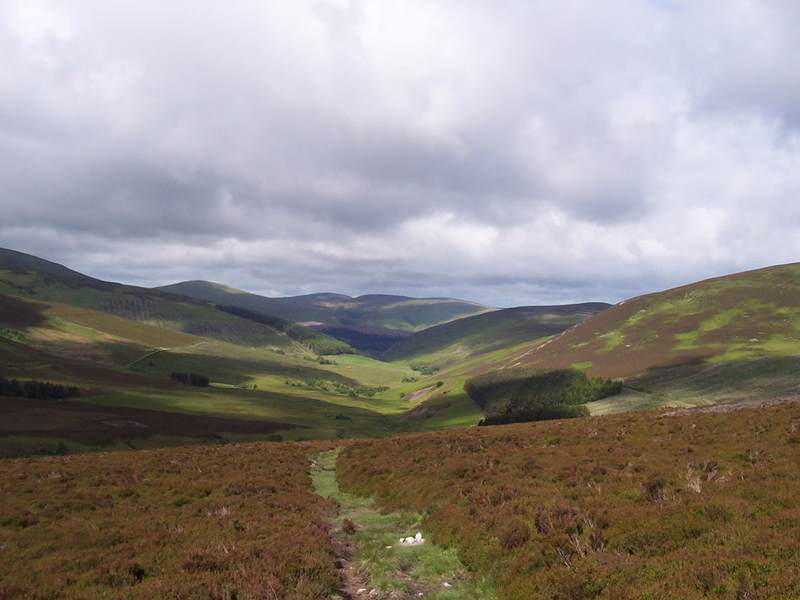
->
157, 281, 349, 324
0, 248, 294, 349
214, 305, 354, 355
0, 251, 417, 452
0, 251, 479, 454
6, 249, 800, 455
384, 303, 609, 365
498, 263, 800, 412
158, 280, 491, 352
510, 263, 800, 377
0, 291, 430, 454
0, 250, 505, 455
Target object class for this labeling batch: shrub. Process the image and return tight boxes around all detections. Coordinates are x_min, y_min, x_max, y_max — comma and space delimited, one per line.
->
500, 521, 530, 550
643, 478, 667, 503
342, 518, 357, 535
169, 372, 209, 387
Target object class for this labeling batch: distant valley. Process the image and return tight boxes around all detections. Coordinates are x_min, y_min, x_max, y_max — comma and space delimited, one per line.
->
2, 246, 800, 458
158, 279, 492, 353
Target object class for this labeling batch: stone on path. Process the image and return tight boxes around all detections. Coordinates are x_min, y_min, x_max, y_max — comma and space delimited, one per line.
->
398, 531, 425, 546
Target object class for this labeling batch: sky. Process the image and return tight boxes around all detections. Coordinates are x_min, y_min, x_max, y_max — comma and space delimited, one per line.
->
1, 0, 800, 307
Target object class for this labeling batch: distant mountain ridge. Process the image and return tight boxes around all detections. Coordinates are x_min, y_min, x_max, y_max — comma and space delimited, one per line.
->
158, 280, 492, 352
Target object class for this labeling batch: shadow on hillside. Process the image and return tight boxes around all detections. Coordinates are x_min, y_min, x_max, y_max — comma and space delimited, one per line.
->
628, 355, 800, 399
0, 294, 49, 329
0, 396, 300, 457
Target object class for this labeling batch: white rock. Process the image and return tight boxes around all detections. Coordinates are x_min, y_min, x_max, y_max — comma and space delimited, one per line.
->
399, 533, 426, 546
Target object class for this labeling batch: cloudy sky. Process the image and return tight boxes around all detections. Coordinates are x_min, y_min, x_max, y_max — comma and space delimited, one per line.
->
2, 1, 800, 306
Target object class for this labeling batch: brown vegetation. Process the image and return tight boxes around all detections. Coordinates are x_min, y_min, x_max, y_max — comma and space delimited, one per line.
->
0, 441, 338, 599
0, 397, 298, 453
338, 403, 800, 598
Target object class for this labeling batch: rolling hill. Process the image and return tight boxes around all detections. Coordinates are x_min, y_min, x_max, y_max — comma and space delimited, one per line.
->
158, 280, 492, 352
0, 248, 296, 349
5, 248, 800, 453
384, 303, 609, 364
508, 262, 800, 378
493, 263, 800, 413
0, 248, 349, 355
0, 249, 451, 452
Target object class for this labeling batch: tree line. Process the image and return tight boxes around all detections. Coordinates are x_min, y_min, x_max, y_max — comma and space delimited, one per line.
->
465, 367, 622, 426
0, 377, 80, 400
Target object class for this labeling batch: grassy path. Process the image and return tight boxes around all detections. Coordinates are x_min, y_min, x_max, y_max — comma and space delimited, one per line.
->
124, 341, 206, 368
124, 346, 166, 368
311, 448, 494, 600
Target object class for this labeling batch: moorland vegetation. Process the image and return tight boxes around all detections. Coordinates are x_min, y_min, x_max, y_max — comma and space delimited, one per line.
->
339, 401, 800, 599
0, 441, 339, 599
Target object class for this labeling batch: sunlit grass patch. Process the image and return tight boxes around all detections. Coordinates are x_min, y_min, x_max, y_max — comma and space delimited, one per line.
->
597, 329, 624, 352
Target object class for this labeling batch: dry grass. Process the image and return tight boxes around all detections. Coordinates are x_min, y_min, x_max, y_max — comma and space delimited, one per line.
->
0, 441, 338, 599
339, 403, 800, 599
